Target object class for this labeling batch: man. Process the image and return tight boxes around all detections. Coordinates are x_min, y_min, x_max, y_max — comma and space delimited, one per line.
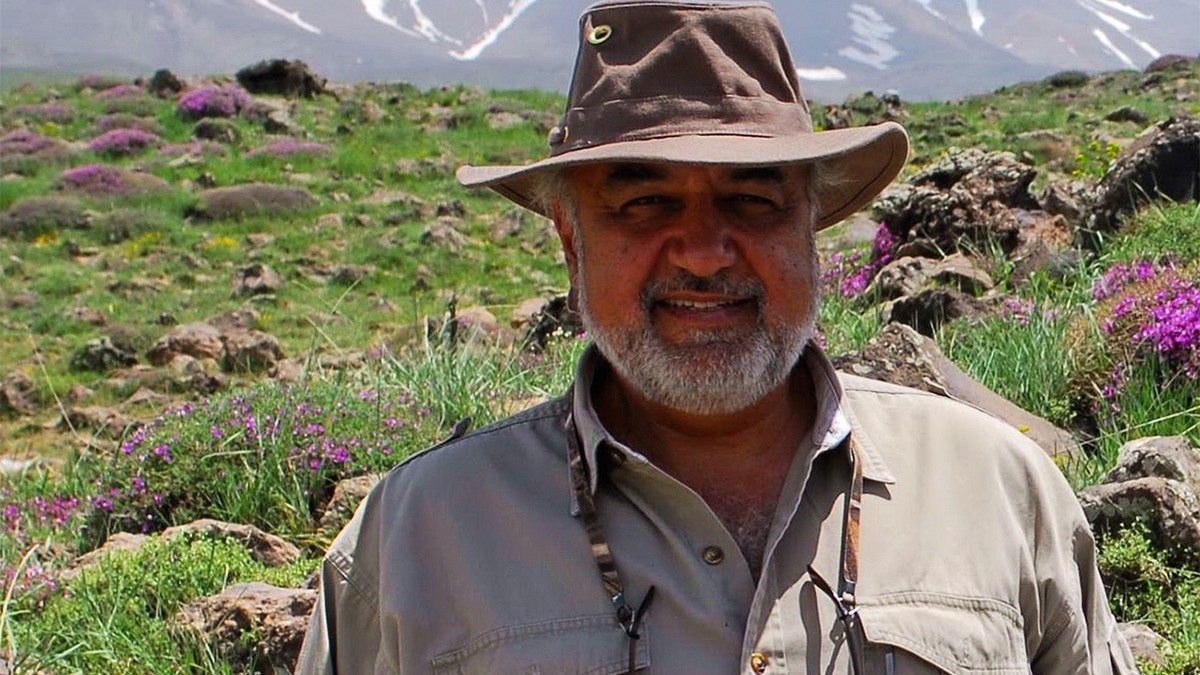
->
298, 2, 1137, 673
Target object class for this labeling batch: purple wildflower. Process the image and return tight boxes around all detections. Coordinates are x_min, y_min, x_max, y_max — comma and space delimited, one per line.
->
0, 130, 59, 158
1133, 278, 1200, 378
87, 128, 161, 156
59, 164, 128, 194
177, 84, 252, 119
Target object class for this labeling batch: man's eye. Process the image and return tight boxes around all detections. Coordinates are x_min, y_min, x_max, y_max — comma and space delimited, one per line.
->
624, 195, 670, 208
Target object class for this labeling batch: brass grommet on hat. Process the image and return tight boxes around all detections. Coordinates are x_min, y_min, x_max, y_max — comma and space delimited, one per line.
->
587, 24, 612, 45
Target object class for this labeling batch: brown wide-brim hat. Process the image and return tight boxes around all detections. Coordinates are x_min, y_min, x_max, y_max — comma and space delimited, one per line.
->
456, 0, 909, 231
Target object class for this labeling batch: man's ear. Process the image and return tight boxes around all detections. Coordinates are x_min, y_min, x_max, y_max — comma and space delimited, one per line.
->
552, 208, 579, 279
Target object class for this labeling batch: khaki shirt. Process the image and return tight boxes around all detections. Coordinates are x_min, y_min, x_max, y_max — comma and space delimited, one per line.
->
297, 346, 1137, 674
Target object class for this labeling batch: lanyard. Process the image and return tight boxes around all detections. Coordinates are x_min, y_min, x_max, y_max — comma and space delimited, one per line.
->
565, 397, 656, 674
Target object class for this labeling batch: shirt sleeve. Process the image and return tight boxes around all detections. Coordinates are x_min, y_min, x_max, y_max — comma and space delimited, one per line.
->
1029, 496, 1141, 674
295, 493, 393, 675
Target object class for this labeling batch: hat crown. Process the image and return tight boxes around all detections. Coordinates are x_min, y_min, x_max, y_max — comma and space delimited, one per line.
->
552, 1, 813, 155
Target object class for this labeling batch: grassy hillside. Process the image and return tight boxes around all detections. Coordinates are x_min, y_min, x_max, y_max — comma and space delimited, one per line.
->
1, 62, 1198, 672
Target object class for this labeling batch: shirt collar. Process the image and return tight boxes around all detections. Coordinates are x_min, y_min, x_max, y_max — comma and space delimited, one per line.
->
569, 342, 895, 499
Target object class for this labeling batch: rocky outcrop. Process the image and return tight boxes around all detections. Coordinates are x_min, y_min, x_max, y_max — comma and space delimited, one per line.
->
147, 314, 286, 375
1079, 436, 1200, 563
1081, 116, 1200, 246
874, 148, 1040, 256
236, 59, 328, 99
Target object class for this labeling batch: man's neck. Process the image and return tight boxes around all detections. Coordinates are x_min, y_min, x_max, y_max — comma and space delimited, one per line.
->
593, 358, 817, 577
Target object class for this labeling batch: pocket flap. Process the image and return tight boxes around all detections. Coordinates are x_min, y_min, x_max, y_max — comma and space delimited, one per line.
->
858, 592, 1026, 674
432, 613, 650, 675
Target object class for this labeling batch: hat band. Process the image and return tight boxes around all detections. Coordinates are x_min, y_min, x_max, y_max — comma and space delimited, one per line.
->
551, 95, 813, 155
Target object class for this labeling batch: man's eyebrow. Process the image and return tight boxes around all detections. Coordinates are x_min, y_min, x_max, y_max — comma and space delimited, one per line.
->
728, 166, 788, 183
602, 163, 669, 185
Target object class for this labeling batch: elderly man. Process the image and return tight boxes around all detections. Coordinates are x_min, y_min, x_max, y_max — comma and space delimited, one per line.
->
298, 2, 1136, 673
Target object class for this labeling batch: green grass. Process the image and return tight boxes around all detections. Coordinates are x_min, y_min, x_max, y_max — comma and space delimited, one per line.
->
4, 533, 313, 674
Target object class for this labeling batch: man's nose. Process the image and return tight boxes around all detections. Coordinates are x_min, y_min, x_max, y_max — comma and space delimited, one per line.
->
664, 205, 737, 278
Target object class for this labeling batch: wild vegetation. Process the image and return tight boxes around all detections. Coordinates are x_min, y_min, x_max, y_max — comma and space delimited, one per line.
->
0, 61, 1198, 673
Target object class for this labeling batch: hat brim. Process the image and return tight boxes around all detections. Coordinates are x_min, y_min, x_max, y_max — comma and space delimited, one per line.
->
456, 121, 908, 230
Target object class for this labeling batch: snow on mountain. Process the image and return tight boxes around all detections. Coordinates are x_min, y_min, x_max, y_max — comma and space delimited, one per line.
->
1, 0, 1196, 101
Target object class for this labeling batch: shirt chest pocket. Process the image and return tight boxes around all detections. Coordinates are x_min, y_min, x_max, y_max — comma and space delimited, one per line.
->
430, 614, 650, 675
858, 593, 1029, 675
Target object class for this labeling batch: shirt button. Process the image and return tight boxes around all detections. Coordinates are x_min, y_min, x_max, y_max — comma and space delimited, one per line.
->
750, 652, 769, 673
701, 545, 725, 565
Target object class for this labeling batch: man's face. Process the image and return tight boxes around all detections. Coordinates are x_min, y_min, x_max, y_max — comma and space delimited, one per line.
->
555, 162, 819, 415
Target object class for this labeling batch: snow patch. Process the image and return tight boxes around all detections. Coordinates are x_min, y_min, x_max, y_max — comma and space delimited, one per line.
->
1078, 0, 1161, 59
963, 0, 986, 35
251, 0, 321, 34
909, 0, 944, 19
798, 66, 848, 82
1092, 27, 1137, 68
361, 0, 420, 38
451, 0, 542, 60
839, 4, 900, 71
1087, 0, 1153, 20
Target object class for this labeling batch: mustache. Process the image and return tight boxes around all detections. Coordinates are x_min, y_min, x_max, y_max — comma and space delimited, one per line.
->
640, 271, 765, 307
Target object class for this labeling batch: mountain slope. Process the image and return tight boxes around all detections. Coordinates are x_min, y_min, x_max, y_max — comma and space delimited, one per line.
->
1, 0, 1196, 99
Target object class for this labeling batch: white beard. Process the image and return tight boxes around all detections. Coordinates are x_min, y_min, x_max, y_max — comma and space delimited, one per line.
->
578, 269, 814, 416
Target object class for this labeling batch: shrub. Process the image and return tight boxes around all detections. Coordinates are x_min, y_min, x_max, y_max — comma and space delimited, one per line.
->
87, 128, 162, 157
76, 74, 128, 91
0, 196, 88, 239
92, 113, 164, 135
56, 164, 170, 196
193, 183, 318, 220
0, 129, 62, 157
7, 102, 76, 123
177, 84, 252, 120
95, 84, 146, 99
57, 164, 129, 194
82, 384, 425, 540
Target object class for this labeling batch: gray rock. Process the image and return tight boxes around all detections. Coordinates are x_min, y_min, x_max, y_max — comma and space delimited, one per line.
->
868, 253, 994, 301
148, 322, 225, 365
881, 287, 990, 336
232, 263, 284, 297
421, 217, 469, 251
1118, 623, 1167, 668
873, 148, 1039, 256
1105, 105, 1149, 125
70, 337, 139, 373
0, 372, 37, 417
176, 582, 316, 673
319, 474, 383, 531
62, 405, 136, 439
1079, 436, 1200, 562
222, 330, 286, 373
